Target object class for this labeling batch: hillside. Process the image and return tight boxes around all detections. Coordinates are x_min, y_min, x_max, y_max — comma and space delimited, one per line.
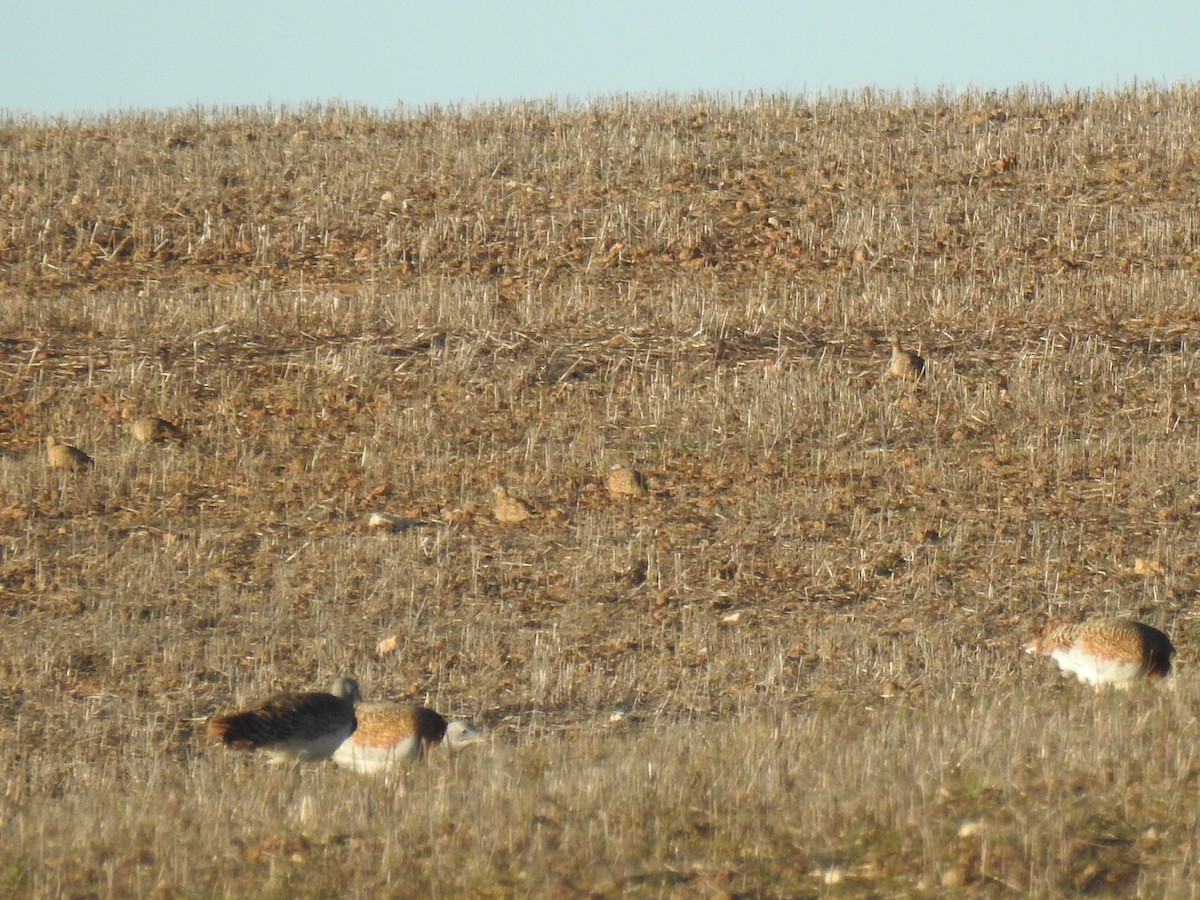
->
3, 87, 1200, 895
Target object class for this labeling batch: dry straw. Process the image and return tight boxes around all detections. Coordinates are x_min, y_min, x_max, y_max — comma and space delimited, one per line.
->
4, 86, 1200, 894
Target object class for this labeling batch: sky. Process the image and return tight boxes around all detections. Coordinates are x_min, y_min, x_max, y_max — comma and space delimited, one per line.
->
3, 2, 1199, 117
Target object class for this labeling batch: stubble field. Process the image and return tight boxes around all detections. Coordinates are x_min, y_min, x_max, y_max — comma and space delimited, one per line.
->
4, 87, 1200, 896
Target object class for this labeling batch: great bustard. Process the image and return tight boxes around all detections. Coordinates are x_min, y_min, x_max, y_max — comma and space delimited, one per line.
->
1023, 618, 1174, 688
332, 703, 482, 774
207, 676, 361, 763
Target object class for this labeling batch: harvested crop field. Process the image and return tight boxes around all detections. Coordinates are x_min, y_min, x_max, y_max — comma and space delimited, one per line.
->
4, 86, 1200, 895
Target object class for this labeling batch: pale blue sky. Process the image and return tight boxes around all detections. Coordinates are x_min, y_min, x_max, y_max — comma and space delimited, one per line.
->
3, 2, 1198, 116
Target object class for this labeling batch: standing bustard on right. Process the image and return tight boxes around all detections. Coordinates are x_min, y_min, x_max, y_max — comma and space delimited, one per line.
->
887, 336, 925, 382
1024, 618, 1174, 688
208, 676, 361, 763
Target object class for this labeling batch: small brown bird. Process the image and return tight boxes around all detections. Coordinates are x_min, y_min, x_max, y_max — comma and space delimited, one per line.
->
332, 703, 482, 774
1024, 618, 1174, 688
605, 464, 648, 499
887, 337, 925, 381
492, 486, 534, 524
208, 676, 361, 763
130, 415, 186, 444
45, 436, 94, 470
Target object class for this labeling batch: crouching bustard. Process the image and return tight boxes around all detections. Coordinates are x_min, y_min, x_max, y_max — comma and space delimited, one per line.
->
1023, 618, 1175, 689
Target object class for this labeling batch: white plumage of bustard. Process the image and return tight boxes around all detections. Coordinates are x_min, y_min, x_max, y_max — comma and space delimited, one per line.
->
332, 702, 483, 774
1024, 618, 1175, 689
207, 676, 361, 763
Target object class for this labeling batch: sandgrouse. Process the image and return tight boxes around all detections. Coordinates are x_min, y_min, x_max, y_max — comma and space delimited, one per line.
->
605, 464, 649, 499
1023, 618, 1174, 688
332, 703, 483, 774
492, 486, 534, 524
45, 436, 94, 470
208, 676, 361, 763
130, 415, 186, 444
887, 337, 925, 382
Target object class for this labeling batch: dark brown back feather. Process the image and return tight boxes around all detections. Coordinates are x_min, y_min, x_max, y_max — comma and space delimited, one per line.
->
413, 706, 449, 748
1134, 621, 1175, 679
207, 691, 357, 750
